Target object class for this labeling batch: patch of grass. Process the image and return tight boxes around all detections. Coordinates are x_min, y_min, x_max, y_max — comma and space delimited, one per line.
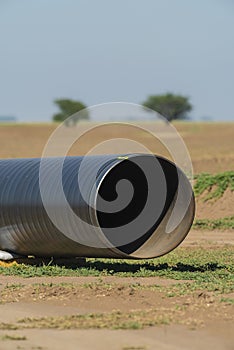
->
193, 217, 234, 230
18, 310, 171, 330
0, 334, 27, 341
194, 171, 234, 201
220, 297, 234, 305
0, 248, 233, 292
0, 323, 20, 330
88, 278, 230, 296
4, 283, 24, 290
87, 273, 234, 295
0, 262, 100, 277
0, 248, 233, 297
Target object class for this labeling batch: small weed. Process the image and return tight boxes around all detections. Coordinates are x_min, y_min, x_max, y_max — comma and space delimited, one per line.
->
0, 248, 233, 293
220, 297, 234, 305
0, 323, 20, 330
0, 334, 27, 341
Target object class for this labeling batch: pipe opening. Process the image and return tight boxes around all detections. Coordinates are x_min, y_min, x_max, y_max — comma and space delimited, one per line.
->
96, 155, 179, 254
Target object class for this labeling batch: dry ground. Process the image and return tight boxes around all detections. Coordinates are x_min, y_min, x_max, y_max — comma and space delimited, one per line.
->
0, 122, 233, 174
0, 122, 233, 350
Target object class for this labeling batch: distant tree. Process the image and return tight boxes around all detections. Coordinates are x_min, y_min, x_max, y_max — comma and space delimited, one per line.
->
53, 99, 89, 125
142, 93, 192, 121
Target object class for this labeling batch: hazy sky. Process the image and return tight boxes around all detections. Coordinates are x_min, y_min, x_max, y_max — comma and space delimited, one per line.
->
0, 0, 234, 121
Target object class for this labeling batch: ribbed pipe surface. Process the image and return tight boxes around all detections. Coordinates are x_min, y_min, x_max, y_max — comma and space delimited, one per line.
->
0, 154, 195, 259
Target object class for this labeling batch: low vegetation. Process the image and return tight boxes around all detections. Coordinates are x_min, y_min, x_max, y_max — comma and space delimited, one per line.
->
0, 247, 233, 287
193, 216, 234, 230
194, 171, 234, 200
0, 334, 27, 341
17, 310, 172, 330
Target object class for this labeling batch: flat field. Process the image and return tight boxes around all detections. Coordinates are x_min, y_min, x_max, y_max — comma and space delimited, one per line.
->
0, 122, 233, 174
0, 122, 233, 350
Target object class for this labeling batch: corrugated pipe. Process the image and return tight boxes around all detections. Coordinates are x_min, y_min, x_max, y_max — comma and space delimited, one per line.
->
0, 154, 195, 259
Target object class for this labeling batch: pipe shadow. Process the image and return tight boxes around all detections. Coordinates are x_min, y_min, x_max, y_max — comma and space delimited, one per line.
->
14, 257, 224, 274
84, 261, 223, 273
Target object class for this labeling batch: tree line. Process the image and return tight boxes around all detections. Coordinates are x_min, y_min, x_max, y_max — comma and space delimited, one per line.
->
53, 93, 192, 123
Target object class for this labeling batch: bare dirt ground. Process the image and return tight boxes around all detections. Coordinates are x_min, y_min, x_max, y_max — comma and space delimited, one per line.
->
0, 122, 233, 349
196, 188, 234, 220
0, 122, 233, 174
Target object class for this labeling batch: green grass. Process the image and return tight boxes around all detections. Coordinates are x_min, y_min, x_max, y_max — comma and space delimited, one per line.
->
0, 248, 233, 294
193, 216, 234, 230
192, 172, 234, 229
1, 310, 170, 330
220, 297, 234, 305
194, 171, 234, 200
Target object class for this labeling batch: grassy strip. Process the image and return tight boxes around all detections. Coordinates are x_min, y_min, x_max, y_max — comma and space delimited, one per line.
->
0, 248, 233, 290
16, 310, 172, 330
2, 290, 233, 330
194, 171, 234, 200
220, 297, 234, 305
193, 216, 234, 230
0, 297, 232, 331
0, 311, 171, 331
0, 334, 27, 341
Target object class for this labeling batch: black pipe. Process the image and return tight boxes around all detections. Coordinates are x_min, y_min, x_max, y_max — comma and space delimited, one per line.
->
0, 154, 195, 259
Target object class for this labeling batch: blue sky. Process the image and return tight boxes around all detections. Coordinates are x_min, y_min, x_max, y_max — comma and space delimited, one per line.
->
0, 0, 234, 121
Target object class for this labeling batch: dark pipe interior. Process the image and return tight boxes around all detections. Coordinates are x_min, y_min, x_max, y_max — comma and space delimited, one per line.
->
96, 155, 179, 254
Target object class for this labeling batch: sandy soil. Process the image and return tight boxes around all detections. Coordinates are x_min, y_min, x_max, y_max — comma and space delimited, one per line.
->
195, 188, 234, 220
0, 325, 233, 350
182, 228, 234, 246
